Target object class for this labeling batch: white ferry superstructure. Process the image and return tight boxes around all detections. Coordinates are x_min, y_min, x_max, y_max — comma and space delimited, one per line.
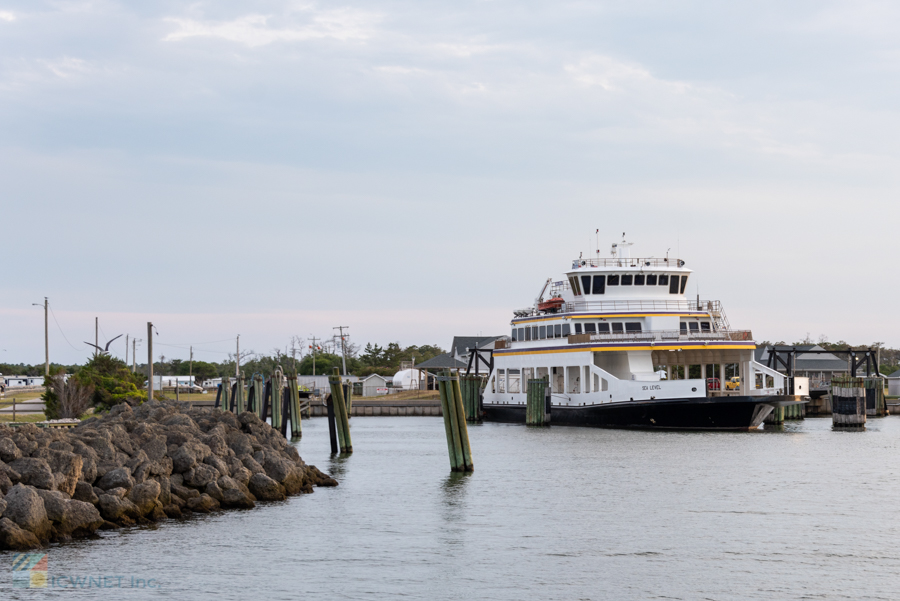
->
480, 237, 803, 430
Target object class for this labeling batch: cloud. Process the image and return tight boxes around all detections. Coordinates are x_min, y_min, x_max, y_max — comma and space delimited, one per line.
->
163, 8, 378, 47
0, 11, 15, 22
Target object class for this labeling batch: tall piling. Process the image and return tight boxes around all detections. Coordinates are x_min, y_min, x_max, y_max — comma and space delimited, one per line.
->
526, 378, 550, 426
460, 375, 482, 422
328, 368, 352, 453
233, 372, 246, 413
287, 374, 302, 438
832, 376, 866, 428
438, 371, 473, 472
219, 376, 231, 412
343, 381, 353, 417
863, 377, 886, 416
250, 374, 264, 417
271, 370, 283, 431
765, 406, 785, 425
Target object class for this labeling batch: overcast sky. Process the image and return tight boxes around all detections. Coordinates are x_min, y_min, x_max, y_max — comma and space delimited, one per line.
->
2, 1, 899, 366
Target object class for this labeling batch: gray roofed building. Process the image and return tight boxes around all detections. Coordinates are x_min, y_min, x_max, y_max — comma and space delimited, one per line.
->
415, 352, 467, 371
754, 345, 848, 389
450, 336, 506, 363
887, 369, 900, 396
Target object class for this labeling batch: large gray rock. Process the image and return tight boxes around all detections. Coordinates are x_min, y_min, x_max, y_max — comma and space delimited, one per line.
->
127, 480, 161, 516
0, 517, 41, 550
186, 493, 219, 513
9, 458, 54, 490
46, 450, 83, 496
171, 445, 198, 473
4, 484, 52, 541
248, 473, 286, 501
183, 464, 219, 489
0, 437, 21, 462
141, 436, 168, 461
96, 467, 134, 491
204, 455, 229, 478
97, 493, 140, 523
221, 488, 255, 509
73, 481, 99, 505
34, 489, 103, 537
0, 497, 6, 516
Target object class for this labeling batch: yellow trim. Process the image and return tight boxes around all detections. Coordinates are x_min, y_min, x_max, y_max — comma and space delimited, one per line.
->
512, 312, 707, 324
497, 343, 756, 356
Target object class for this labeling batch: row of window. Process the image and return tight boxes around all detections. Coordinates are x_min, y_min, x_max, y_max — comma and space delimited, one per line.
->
569, 273, 689, 296
574, 322, 642, 334
493, 366, 608, 395
682, 321, 712, 333
511, 323, 572, 341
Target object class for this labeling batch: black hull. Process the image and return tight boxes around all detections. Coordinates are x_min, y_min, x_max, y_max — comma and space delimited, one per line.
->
482, 396, 798, 431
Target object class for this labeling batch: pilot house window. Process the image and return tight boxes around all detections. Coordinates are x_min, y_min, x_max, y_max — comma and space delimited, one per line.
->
592, 275, 605, 294
607, 275, 619, 286
646, 274, 657, 285
634, 274, 645, 285
621, 274, 633, 285
669, 275, 680, 294
580, 275, 592, 295
658, 274, 669, 286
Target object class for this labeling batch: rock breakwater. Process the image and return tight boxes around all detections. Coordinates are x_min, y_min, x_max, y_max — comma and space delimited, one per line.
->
0, 400, 336, 550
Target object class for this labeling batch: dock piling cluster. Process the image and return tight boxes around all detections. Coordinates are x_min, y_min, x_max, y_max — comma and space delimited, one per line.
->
526, 378, 551, 426
460, 375, 482, 422
328, 368, 353, 453
438, 370, 474, 472
832, 376, 867, 428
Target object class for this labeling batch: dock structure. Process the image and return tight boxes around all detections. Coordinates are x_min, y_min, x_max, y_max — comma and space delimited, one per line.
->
832, 376, 867, 428
328, 368, 353, 453
460, 375, 482, 421
526, 378, 550, 426
438, 371, 473, 472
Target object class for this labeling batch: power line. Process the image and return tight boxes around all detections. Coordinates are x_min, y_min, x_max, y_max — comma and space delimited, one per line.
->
47, 302, 80, 351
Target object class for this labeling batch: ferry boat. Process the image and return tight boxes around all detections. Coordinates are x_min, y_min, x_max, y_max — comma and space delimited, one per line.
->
480, 236, 803, 430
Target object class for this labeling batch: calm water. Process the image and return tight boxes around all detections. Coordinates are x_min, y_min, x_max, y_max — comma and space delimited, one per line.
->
3, 416, 900, 600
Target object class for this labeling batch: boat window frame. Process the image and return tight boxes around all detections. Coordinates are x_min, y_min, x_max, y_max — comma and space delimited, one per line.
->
625, 322, 642, 332
607, 274, 619, 286
554, 324, 562, 338
539, 325, 547, 339
574, 323, 582, 334
700, 322, 711, 332
611, 322, 624, 333
592, 275, 605, 294
584, 323, 596, 333
669, 275, 680, 294
646, 274, 657, 285
658, 274, 669, 286
689, 322, 699, 333
580, 275, 592, 295
680, 275, 689, 294
597, 323, 610, 333
621, 274, 633, 286
634, 274, 645, 286
525, 327, 532, 341
562, 323, 571, 337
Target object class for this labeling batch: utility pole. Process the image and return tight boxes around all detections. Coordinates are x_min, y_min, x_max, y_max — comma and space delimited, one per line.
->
189, 346, 193, 386
147, 322, 154, 401
333, 326, 349, 375
95, 317, 99, 359
125, 334, 129, 367
235, 335, 240, 377
32, 297, 48, 376
132, 338, 140, 372
291, 337, 297, 373
308, 336, 320, 376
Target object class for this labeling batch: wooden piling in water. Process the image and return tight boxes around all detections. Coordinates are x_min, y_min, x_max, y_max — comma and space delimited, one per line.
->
460, 375, 482, 421
234, 372, 246, 413
271, 370, 283, 430
249, 374, 264, 417
326, 394, 339, 454
438, 371, 473, 472
219, 376, 231, 412
287, 374, 302, 438
343, 381, 353, 417
328, 368, 352, 453
526, 378, 550, 426
863, 377, 886, 416
832, 376, 866, 428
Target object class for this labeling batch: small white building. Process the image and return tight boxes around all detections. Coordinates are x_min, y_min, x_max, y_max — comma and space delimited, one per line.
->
360, 374, 390, 397
887, 369, 900, 397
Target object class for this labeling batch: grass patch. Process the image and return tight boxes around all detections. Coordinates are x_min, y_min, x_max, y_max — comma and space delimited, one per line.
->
0, 413, 48, 424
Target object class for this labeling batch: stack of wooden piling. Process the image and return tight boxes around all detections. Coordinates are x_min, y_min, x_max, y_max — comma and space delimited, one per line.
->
832, 376, 866, 428
526, 378, 550, 426
459, 375, 482, 422
438, 371, 473, 472
328, 369, 353, 453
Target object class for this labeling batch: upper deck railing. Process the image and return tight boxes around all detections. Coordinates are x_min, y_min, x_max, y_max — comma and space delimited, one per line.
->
566, 330, 753, 344
571, 257, 684, 269
564, 299, 723, 314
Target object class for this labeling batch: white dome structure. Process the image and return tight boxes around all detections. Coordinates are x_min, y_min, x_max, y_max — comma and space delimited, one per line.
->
392, 368, 422, 390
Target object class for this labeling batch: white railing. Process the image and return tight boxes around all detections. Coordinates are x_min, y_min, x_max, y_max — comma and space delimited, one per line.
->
567, 329, 753, 344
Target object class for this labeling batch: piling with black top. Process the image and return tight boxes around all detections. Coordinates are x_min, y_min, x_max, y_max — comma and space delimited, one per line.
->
438, 370, 474, 472
328, 368, 352, 453
832, 376, 866, 428
325, 394, 339, 454
863, 377, 886, 416
526, 378, 550, 426
460, 375, 482, 422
